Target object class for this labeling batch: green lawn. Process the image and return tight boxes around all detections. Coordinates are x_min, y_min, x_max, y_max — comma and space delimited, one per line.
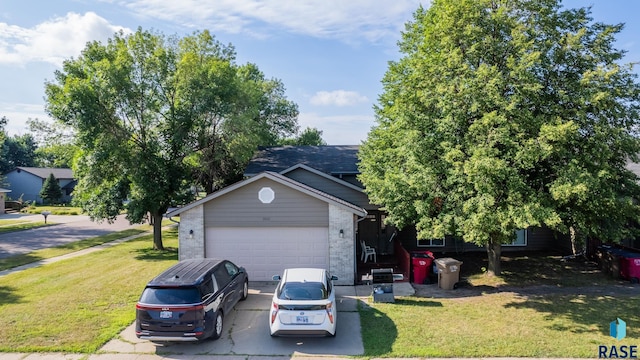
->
361, 292, 638, 358
0, 220, 51, 234
361, 251, 640, 358
0, 230, 178, 353
21, 205, 83, 215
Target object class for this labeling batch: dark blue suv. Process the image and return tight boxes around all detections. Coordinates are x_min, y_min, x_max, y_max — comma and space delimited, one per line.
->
136, 258, 248, 342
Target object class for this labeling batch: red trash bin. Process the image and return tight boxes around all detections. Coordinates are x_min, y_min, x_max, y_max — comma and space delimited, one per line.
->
619, 254, 640, 283
411, 251, 434, 284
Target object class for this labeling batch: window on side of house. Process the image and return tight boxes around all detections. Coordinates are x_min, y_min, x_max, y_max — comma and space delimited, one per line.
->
504, 229, 527, 246
417, 238, 445, 247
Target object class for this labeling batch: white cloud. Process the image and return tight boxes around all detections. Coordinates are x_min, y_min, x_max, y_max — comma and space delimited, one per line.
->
310, 90, 369, 107
0, 102, 50, 136
125, 0, 424, 43
0, 12, 130, 66
298, 112, 374, 145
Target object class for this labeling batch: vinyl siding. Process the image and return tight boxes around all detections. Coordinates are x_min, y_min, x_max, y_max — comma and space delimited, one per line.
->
285, 168, 374, 210
204, 177, 329, 227
398, 226, 572, 254
5, 171, 43, 202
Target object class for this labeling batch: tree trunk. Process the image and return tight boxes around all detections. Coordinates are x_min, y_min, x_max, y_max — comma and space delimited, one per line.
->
151, 212, 164, 250
485, 240, 502, 276
570, 226, 577, 255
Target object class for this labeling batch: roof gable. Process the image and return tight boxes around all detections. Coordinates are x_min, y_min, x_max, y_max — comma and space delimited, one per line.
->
280, 164, 364, 192
244, 145, 360, 176
167, 171, 366, 217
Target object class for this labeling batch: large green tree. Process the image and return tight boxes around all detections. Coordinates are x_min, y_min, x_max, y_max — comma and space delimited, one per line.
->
27, 118, 77, 168
46, 28, 300, 250
359, 0, 640, 275
183, 56, 299, 194
46, 29, 192, 249
0, 133, 37, 173
281, 127, 327, 146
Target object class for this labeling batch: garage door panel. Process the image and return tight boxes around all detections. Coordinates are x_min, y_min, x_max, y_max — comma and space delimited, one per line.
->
206, 227, 329, 281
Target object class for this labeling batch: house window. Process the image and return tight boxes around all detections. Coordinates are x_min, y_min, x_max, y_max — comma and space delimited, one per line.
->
417, 238, 445, 247
505, 229, 527, 246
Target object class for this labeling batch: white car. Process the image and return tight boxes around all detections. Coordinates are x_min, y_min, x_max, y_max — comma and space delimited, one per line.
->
269, 268, 338, 337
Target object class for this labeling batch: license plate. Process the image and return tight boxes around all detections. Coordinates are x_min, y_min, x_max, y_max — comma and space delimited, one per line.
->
160, 311, 173, 319
296, 316, 309, 324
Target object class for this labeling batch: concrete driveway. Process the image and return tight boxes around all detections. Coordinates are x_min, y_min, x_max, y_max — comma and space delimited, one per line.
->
101, 282, 367, 357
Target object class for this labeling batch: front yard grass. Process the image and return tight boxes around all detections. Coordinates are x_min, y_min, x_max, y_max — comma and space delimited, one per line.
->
0, 230, 178, 353
360, 291, 638, 358
21, 205, 83, 215
361, 251, 640, 358
0, 220, 50, 234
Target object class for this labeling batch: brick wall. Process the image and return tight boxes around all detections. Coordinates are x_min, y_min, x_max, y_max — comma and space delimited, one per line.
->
329, 204, 355, 285
178, 205, 205, 260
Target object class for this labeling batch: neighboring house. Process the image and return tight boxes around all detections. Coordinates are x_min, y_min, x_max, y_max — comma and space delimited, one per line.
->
0, 188, 9, 213
169, 145, 570, 285
4, 167, 76, 204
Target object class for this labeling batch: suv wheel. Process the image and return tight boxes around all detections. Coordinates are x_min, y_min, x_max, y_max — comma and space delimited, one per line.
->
240, 280, 248, 301
211, 311, 224, 339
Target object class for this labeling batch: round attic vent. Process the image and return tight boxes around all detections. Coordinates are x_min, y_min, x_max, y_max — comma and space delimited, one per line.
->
258, 187, 275, 204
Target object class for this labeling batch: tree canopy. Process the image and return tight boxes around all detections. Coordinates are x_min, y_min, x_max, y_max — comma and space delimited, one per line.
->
359, 0, 640, 275
45, 28, 301, 250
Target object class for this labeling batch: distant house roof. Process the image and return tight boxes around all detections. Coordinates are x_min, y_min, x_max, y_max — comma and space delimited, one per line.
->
244, 145, 360, 176
12, 167, 74, 180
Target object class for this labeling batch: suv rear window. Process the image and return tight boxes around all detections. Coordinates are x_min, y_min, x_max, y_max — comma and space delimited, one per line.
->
139, 287, 201, 305
278, 282, 327, 300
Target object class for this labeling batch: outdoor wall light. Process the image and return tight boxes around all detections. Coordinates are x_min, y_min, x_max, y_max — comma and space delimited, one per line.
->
339, 229, 344, 238
189, 229, 194, 239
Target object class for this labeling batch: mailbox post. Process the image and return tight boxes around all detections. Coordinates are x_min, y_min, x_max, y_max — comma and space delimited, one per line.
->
41, 211, 51, 224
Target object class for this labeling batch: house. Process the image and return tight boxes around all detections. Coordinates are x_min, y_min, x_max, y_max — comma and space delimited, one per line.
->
4, 167, 75, 204
169, 145, 569, 285
0, 188, 10, 213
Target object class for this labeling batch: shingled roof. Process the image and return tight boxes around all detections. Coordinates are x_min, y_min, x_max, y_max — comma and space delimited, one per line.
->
244, 145, 360, 176
13, 167, 74, 180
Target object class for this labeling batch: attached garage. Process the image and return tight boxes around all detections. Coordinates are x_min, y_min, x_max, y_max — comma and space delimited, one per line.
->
206, 227, 329, 281
169, 171, 367, 285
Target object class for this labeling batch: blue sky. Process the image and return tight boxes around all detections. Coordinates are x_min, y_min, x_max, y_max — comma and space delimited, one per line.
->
1, 1, 639, 145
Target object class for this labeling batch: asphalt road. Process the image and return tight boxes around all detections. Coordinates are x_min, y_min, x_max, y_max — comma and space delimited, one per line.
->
0, 213, 144, 259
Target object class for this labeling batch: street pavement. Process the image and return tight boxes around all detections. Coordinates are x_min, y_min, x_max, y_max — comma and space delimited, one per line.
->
0, 213, 144, 259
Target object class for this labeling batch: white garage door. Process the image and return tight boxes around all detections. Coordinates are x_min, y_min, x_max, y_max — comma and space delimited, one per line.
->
206, 227, 329, 281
